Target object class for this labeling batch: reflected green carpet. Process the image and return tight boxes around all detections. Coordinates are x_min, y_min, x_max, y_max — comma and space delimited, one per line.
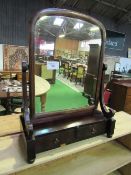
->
35, 79, 88, 113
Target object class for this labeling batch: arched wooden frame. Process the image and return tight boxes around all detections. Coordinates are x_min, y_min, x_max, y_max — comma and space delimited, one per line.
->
28, 8, 106, 119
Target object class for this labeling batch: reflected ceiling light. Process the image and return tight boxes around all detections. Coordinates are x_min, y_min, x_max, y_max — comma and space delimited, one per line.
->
59, 34, 65, 38
54, 18, 64, 26
90, 26, 99, 31
74, 23, 83, 29
39, 16, 48, 21
40, 43, 54, 50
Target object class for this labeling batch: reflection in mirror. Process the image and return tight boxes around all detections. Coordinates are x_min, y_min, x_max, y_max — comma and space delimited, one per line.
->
34, 15, 101, 114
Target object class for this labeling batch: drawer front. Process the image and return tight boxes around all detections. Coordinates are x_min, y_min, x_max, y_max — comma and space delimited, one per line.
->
35, 121, 106, 154
35, 128, 75, 153
77, 122, 106, 140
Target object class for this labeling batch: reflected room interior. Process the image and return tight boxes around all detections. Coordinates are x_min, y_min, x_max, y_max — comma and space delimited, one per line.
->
34, 15, 101, 114
1, 15, 131, 117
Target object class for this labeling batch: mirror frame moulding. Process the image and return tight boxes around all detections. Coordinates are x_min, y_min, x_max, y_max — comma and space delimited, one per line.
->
28, 8, 106, 119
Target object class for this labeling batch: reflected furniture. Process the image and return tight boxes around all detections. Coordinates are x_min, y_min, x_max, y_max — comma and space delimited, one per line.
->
35, 62, 56, 84
58, 58, 65, 74
35, 75, 50, 111
83, 44, 100, 100
41, 64, 56, 84
0, 75, 50, 113
0, 70, 29, 81
70, 65, 85, 85
110, 71, 131, 80
83, 73, 97, 101
63, 62, 71, 77
87, 44, 100, 76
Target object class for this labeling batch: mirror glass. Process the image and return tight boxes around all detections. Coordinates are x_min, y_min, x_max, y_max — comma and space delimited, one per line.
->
34, 15, 101, 114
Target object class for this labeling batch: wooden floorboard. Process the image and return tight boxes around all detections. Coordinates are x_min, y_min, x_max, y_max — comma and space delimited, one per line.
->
2, 141, 130, 175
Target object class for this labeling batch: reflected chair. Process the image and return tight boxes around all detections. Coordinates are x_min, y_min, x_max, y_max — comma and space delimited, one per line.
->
57, 56, 64, 74
59, 61, 64, 74
6, 97, 24, 114
63, 62, 71, 78
1, 95, 23, 114
70, 65, 85, 85
56, 56, 64, 74
11, 97, 23, 113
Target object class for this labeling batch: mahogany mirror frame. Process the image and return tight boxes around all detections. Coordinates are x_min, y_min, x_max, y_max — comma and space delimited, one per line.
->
28, 8, 106, 119
21, 8, 116, 164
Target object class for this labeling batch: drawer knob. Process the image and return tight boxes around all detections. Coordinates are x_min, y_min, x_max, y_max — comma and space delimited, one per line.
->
91, 127, 96, 134
54, 138, 60, 145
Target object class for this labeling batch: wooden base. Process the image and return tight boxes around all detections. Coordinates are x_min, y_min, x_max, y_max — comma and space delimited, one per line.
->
21, 110, 115, 163
34, 115, 106, 153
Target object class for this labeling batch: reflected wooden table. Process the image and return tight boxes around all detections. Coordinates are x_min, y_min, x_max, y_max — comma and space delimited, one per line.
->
35, 75, 50, 112
0, 76, 50, 112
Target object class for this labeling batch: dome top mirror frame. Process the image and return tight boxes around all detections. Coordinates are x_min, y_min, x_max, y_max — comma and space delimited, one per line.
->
21, 8, 116, 164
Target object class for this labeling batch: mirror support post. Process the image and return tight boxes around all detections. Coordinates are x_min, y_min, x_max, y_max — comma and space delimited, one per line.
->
99, 63, 116, 138
22, 61, 36, 163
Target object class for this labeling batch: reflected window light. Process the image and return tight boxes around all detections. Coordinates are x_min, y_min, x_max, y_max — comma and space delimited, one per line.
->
80, 39, 101, 52
87, 39, 101, 45
39, 16, 48, 21
80, 41, 90, 51
59, 34, 65, 38
54, 18, 64, 26
74, 23, 83, 30
90, 26, 99, 31
80, 39, 101, 46
81, 42, 85, 48
40, 43, 54, 50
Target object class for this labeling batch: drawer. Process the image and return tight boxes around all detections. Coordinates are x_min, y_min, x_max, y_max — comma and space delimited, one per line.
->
77, 121, 106, 140
35, 128, 75, 153
35, 121, 106, 153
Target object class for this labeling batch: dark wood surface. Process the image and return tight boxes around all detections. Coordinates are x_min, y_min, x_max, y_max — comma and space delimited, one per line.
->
33, 109, 103, 133
109, 80, 131, 114
33, 110, 107, 153
83, 73, 97, 100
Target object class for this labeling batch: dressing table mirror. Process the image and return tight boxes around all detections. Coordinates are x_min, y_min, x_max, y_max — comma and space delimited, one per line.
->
21, 8, 116, 163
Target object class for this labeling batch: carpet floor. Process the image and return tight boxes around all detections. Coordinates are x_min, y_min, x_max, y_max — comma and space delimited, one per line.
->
35, 79, 88, 113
